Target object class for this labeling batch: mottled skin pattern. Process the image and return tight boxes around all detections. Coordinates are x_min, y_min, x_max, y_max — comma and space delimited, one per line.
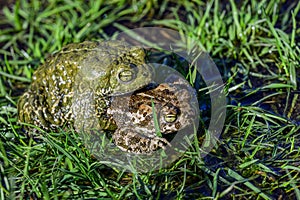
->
108, 81, 197, 154
17, 41, 197, 154
17, 41, 154, 132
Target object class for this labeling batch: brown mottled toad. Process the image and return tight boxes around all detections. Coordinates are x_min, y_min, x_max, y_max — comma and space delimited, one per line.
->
108, 77, 198, 154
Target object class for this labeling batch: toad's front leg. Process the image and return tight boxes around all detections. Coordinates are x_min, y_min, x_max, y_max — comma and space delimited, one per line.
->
113, 127, 171, 154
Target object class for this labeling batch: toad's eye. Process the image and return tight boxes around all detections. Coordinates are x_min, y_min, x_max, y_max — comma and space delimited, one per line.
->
118, 70, 135, 82
163, 114, 177, 123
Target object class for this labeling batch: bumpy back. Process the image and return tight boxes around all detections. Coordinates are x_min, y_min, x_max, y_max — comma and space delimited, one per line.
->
17, 41, 154, 133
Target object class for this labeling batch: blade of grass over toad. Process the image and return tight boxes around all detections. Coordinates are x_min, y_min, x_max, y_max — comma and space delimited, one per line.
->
151, 98, 162, 137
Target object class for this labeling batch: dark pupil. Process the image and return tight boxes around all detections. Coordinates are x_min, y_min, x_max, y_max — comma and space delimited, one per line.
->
129, 63, 137, 69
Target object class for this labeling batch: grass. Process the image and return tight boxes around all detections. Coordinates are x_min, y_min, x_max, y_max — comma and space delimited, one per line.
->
1, 0, 300, 199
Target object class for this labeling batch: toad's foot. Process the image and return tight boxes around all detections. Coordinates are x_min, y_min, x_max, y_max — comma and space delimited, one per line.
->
113, 127, 171, 154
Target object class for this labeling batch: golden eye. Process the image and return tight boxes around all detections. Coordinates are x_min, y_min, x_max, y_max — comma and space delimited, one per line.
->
118, 70, 134, 82
164, 114, 177, 123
